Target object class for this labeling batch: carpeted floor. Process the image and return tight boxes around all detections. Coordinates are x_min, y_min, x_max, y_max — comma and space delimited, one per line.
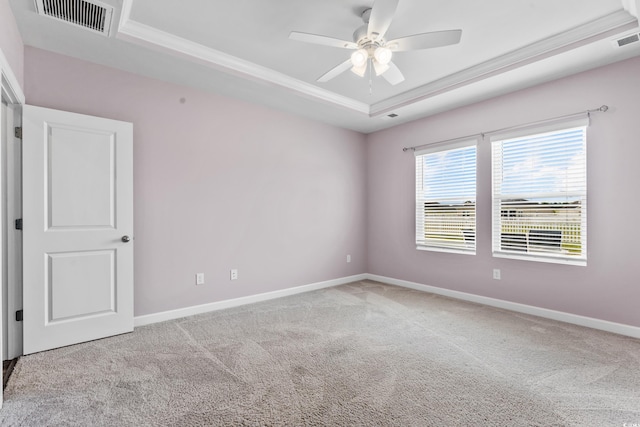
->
1, 280, 639, 426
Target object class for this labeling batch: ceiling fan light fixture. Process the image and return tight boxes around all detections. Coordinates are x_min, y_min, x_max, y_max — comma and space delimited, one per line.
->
374, 46, 392, 65
351, 63, 367, 77
373, 60, 390, 76
351, 49, 368, 67
292, 0, 462, 85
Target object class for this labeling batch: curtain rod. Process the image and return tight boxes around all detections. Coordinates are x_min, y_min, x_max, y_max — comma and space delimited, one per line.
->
402, 105, 609, 152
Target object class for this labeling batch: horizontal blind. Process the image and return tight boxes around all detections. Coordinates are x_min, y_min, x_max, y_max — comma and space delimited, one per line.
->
415, 143, 476, 253
491, 125, 587, 264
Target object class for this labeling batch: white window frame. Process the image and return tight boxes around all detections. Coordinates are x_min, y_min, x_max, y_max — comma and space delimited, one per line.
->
415, 139, 477, 255
490, 116, 588, 266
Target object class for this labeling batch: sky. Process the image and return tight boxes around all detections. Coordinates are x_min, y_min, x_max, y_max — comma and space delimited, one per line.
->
421, 145, 476, 204
419, 126, 586, 204
498, 127, 586, 197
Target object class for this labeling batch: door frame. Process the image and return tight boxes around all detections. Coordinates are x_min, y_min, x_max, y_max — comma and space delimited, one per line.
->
1, 49, 26, 371
4, 95, 22, 360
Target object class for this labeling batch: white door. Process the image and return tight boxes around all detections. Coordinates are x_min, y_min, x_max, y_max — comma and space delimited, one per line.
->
22, 105, 133, 355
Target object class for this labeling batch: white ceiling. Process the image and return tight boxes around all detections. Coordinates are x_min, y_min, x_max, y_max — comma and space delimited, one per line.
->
9, 0, 640, 133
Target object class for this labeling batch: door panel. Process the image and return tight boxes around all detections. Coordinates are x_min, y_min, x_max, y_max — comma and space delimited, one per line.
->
23, 105, 133, 355
48, 124, 116, 228
48, 250, 115, 321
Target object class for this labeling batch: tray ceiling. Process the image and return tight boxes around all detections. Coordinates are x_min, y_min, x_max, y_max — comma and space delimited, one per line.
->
9, 0, 640, 132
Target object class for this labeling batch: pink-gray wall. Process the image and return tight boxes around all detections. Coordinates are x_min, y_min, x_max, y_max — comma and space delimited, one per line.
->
0, 0, 24, 87
367, 56, 640, 328
24, 47, 367, 317
21, 45, 640, 328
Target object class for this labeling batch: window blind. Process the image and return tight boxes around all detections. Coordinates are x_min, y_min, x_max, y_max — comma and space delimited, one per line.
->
490, 119, 588, 264
415, 140, 477, 254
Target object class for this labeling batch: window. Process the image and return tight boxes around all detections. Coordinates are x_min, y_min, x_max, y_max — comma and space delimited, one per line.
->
415, 140, 477, 254
490, 117, 588, 265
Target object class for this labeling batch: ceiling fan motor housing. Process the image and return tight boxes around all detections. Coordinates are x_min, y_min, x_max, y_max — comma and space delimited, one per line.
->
353, 25, 385, 50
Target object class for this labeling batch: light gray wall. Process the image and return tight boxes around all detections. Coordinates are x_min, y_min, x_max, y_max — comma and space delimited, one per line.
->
0, 0, 24, 87
24, 47, 368, 317
22, 45, 640, 329
366, 56, 640, 328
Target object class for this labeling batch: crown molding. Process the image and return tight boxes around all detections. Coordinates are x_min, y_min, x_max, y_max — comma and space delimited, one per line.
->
117, 0, 369, 115
116, 2, 635, 121
0, 47, 25, 105
370, 10, 637, 116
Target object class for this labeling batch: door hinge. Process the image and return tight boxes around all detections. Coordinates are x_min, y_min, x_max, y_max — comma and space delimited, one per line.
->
15, 218, 22, 230
14, 127, 22, 139
15, 310, 23, 322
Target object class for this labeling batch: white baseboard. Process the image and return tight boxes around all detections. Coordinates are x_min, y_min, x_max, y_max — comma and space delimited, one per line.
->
366, 274, 640, 339
134, 274, 368, 327
134, 272, 640, 340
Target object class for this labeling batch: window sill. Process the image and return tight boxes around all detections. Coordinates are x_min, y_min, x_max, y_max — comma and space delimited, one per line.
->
417, 246, 476, 256
493, 251, 586, 266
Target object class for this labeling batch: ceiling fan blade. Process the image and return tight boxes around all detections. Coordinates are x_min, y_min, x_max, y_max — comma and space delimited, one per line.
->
289, 32, 358, 49
373, 60, 390, 76
387, 30, 462, 51
367, 0, 399, 40
382, 62, 405, 85
317, 59, 353, 83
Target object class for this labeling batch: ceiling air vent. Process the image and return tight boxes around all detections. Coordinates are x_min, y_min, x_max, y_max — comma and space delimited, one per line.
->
380, 113, 399, 121
612, 32, 640, 48
34, 0, 113, 36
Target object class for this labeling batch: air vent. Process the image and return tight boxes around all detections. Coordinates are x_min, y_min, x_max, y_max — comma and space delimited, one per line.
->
34, 0, 113, 36
612, 32, 640, 48
380, 113, 400, 121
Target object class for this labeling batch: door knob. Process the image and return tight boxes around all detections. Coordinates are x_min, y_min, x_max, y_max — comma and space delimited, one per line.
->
121, 235, 131, 243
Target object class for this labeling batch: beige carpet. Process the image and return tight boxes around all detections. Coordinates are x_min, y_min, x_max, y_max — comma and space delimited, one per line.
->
2, 280, 639, 426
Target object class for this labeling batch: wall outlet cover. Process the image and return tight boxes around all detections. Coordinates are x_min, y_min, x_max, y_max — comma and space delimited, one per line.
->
196, 273, 205, 285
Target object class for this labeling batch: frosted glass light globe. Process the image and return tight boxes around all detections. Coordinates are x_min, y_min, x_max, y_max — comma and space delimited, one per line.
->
350, 49, 368, 67
374, 47, 392, 65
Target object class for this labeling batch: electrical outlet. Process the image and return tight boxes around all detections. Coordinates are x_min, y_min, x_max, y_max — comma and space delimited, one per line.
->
493, 269, 501, 280
347, 254, 351, 263
196, 273, 205, 285
230, 269, 238, 280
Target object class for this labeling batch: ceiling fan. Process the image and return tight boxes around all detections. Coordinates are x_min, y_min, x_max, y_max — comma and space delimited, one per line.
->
289, 0, 462, 85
